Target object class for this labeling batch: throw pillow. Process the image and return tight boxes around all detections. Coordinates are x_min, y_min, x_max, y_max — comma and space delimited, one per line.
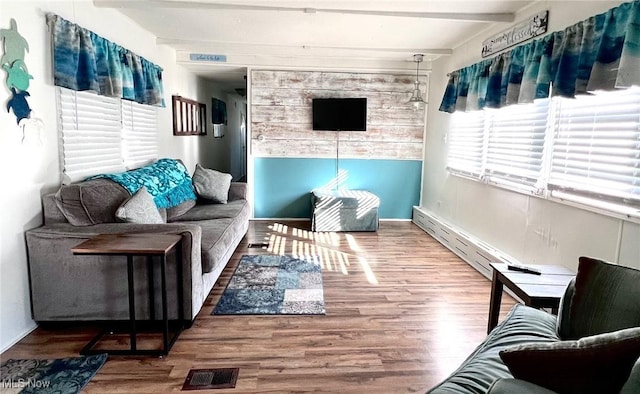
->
500, 327, 640, 394
115, 187, 164, 224
192, 164, 232, 203
566, 256, 640, 339
54, 179, 130, 226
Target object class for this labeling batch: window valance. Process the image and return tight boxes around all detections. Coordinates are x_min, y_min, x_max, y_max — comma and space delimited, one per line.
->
440, 0, 640, 113
46, 14, 165, 107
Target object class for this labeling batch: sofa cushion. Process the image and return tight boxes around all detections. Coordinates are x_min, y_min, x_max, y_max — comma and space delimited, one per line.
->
54, 179, 130, 226
116, 187, 164, 224
555, 278, 576, 339
500, 327, 640, 394
166, 199, 197, 221
565, 256, 640, 339
427, 304, 559, 394
196, 202, 250, 273
192, 164, 232, 203
168, 200, 248, 222
199, 218, 237, 273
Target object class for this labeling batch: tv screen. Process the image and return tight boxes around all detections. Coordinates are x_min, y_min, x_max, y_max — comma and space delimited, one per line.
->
312, 98, 367, 131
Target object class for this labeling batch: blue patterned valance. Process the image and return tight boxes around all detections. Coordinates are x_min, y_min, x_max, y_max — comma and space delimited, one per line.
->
46, 14, 165, 107
440, 0, 640, 113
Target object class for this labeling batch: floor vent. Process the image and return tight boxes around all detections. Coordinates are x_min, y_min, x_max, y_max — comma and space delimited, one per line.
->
182, 368, 239, 390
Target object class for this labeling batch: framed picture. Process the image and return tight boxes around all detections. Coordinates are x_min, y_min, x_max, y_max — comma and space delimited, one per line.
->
172, 95, 206, 135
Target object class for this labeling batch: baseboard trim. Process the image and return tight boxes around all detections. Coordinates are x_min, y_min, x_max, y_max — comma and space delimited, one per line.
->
250, 218, 311, 222
1, 322, 38, 354
412, 206, 526, 303
250, 218, 411, 222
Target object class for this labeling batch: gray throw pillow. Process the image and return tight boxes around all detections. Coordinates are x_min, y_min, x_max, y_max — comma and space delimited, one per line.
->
192, 164, 232, 203
115, 187, 164, 224
54, 179, 130, 226
500, 327, 640, 394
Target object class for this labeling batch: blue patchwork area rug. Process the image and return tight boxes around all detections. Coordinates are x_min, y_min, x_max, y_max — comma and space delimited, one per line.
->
0, 354, 107, 393
213, 255, 325, 315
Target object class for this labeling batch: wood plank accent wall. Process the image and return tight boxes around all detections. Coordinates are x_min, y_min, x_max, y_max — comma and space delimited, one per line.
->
251, 70, 427, 160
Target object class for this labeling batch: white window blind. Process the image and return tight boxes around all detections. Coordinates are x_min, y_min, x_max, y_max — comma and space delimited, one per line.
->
58, 88, 125, 184
447, 110, 486, 179
445, 86, 640, 220
485, 100, 549, 192
549, 88, 640, 212
122, 100, 158, 170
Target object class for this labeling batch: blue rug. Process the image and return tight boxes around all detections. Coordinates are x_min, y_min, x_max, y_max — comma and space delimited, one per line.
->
213, 255, 325, 315
0, 354, 107, 393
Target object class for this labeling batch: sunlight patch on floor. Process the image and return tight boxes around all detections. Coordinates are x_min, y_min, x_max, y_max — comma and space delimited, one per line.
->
262, 222, 378, 284
432, 306, 469, 376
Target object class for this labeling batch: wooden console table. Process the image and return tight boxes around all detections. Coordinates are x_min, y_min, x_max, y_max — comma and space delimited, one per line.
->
72, 233, 183, 356
487, 262, 575, 334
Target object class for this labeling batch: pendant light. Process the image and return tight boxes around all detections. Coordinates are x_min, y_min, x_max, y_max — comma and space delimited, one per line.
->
408, 54, 425, 107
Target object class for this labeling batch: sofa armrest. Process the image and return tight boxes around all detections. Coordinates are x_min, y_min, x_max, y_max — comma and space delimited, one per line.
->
488, 379, 558, 394
27, 221, 201, 237
228, 182, 247, 201
26, 222, 203, 321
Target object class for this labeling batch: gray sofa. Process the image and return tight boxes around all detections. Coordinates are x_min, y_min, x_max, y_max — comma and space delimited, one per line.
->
428, 257, 640, 394
26, 176, 250, 324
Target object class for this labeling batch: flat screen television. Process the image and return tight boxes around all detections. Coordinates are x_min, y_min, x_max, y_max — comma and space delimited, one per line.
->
312, 98, 367, 131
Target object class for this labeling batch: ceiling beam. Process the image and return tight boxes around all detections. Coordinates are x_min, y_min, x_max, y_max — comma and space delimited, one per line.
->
157, 38, 453, 56
94, 0, 515, 23
174, 51, 434, 75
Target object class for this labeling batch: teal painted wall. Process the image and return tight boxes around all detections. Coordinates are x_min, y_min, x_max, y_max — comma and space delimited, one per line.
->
254, 158, 422, 219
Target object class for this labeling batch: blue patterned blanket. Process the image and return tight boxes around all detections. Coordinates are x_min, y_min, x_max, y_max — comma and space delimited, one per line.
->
91, 158, 196, 209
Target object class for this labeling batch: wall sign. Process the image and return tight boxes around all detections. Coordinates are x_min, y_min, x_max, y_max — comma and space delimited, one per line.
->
189, 53, 227, 62
481, 11, 549, 58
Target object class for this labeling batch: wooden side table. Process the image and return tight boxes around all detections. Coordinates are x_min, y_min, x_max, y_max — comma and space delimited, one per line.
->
72, 233, 183, 356
487, 263, 575, 334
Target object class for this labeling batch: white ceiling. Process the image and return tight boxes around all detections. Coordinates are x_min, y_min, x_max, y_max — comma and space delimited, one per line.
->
94, 0, 537, 89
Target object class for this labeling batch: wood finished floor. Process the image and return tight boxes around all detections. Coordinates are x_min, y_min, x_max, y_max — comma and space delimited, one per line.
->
2, 221, 516, 393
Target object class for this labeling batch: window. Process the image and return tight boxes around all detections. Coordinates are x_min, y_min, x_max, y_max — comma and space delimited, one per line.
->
58, 88, 124, 183
122, 100, 158, 169
57, 88, 158, 184
446, 87, 640, 221
549, 89, 640, 216
484, 99, 549, 193
447, 110, 486, 179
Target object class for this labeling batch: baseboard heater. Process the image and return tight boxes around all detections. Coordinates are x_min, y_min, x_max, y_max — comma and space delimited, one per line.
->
412, 206, 524, 280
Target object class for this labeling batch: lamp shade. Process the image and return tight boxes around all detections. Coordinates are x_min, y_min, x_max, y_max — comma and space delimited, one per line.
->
409, 81, 424, 103
408, 54, 425, 105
